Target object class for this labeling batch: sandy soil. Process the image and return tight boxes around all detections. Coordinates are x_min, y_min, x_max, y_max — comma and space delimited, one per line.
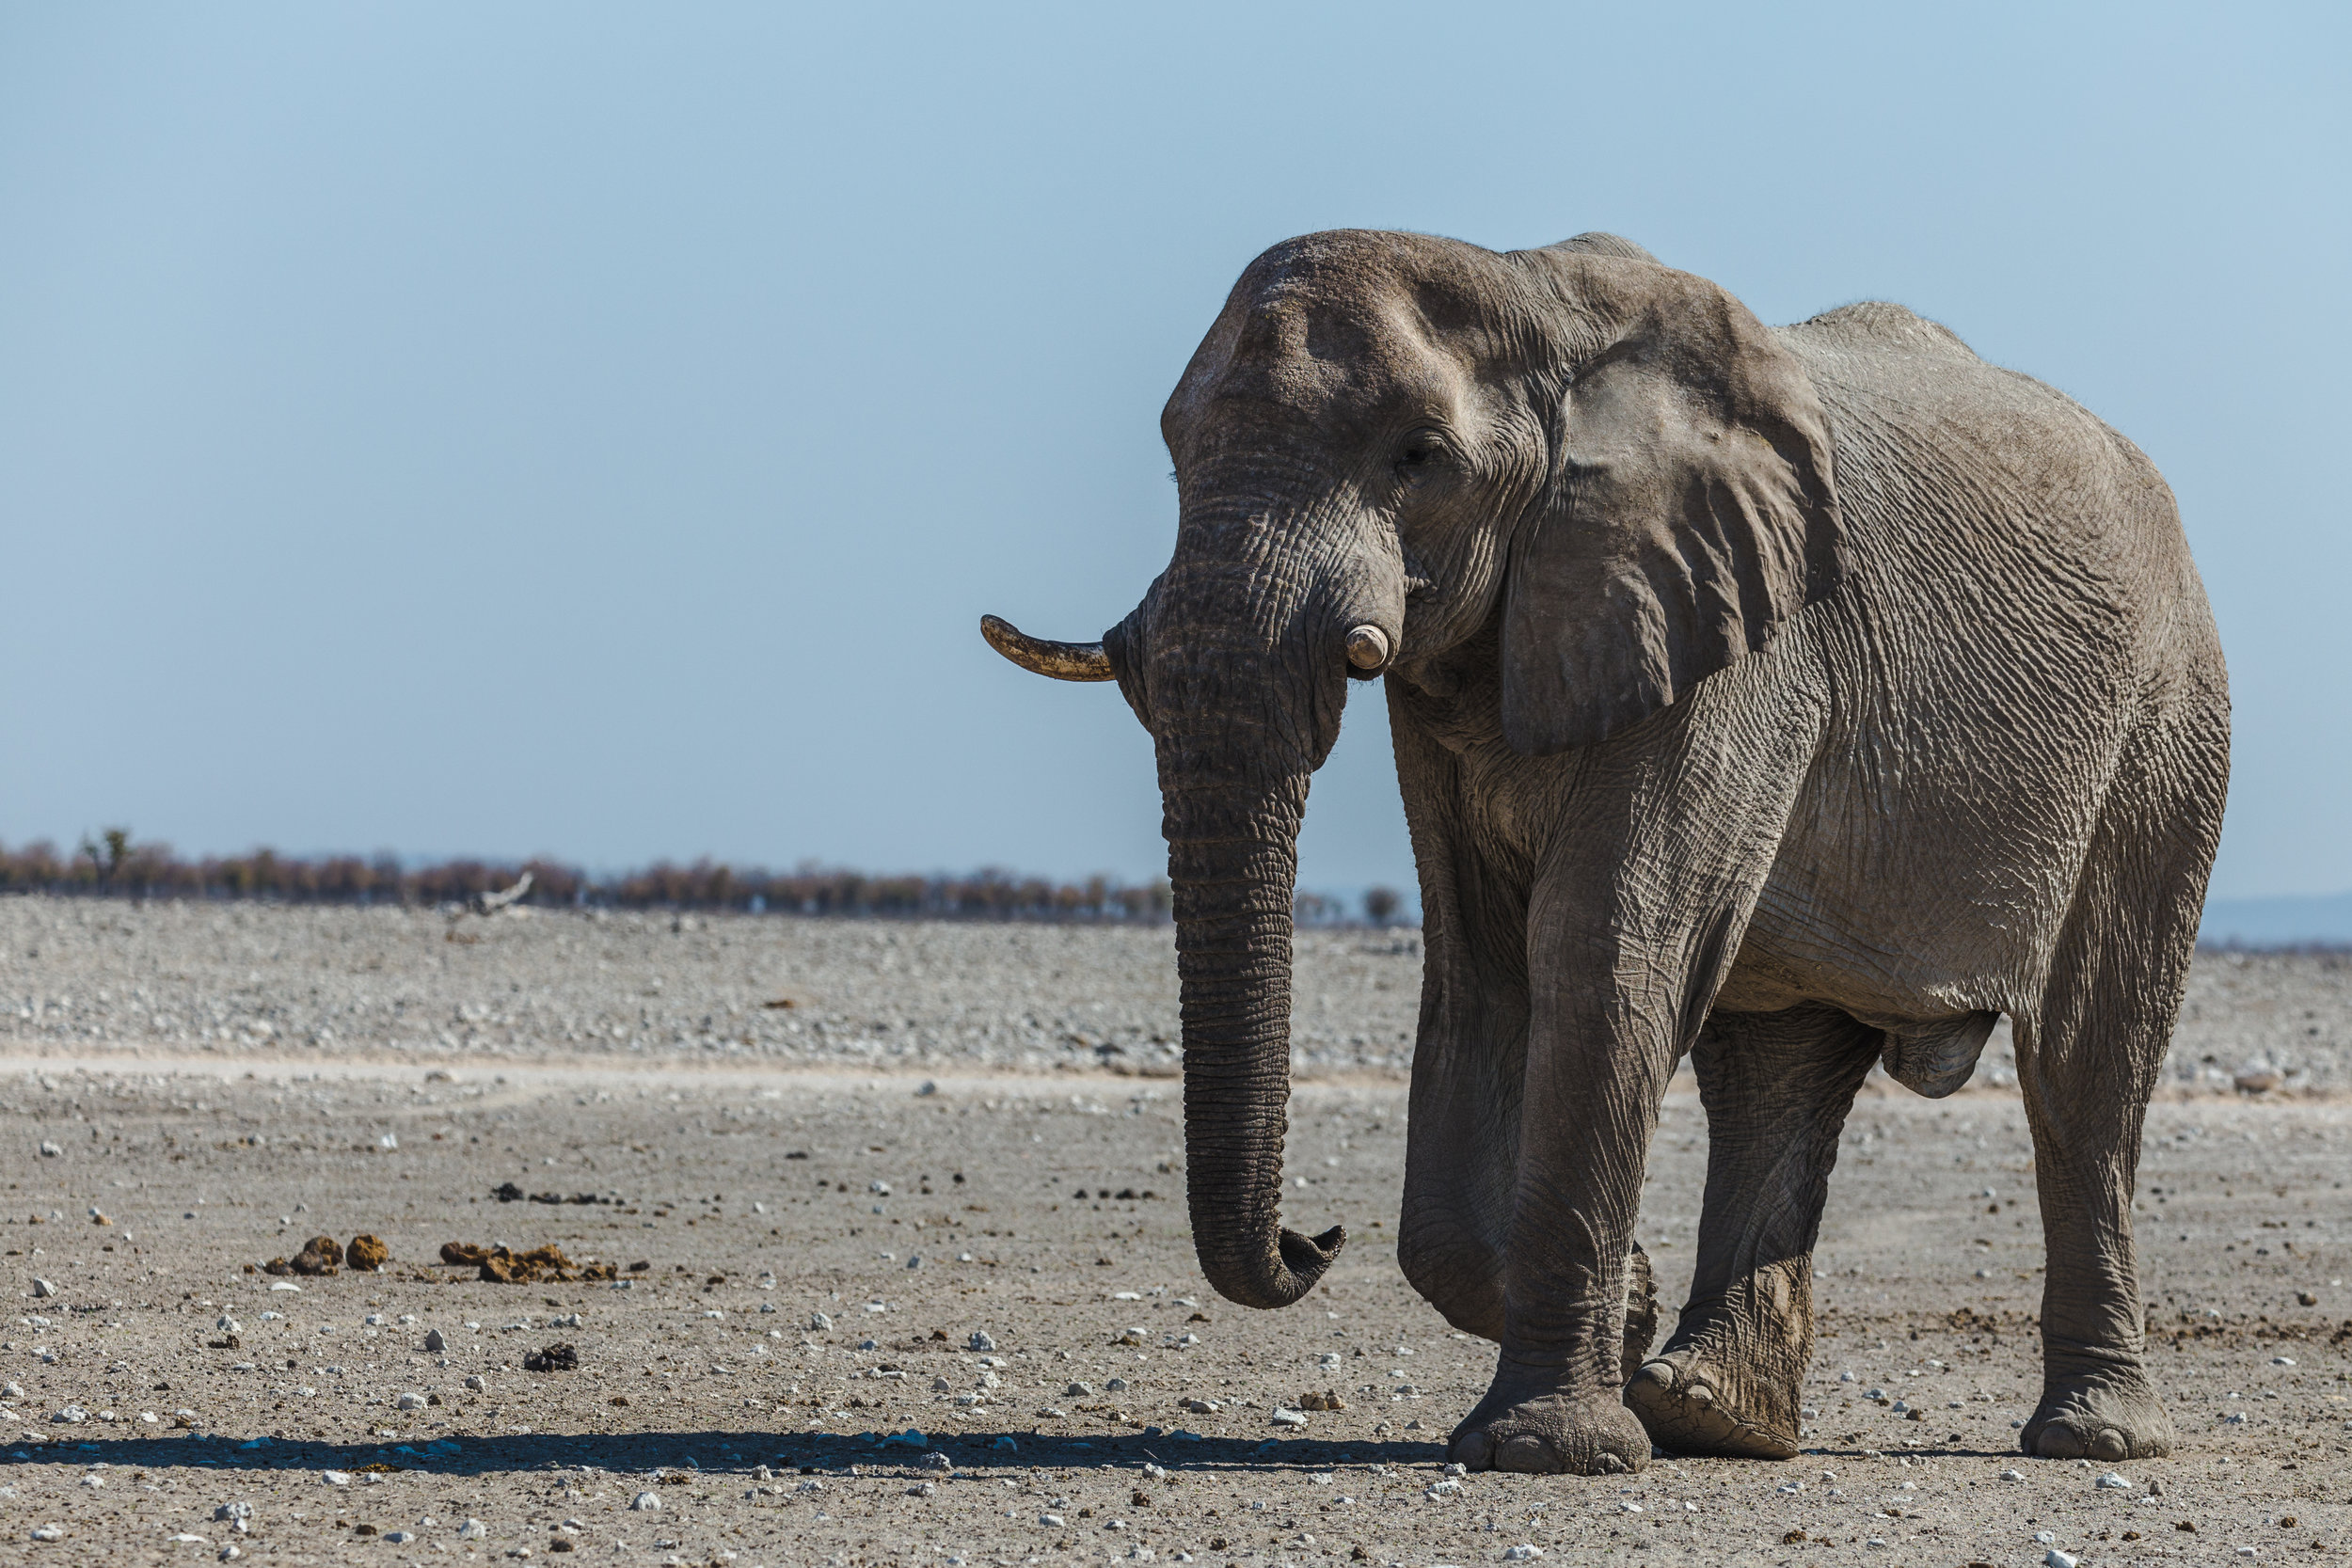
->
0, 901, 2344, 1565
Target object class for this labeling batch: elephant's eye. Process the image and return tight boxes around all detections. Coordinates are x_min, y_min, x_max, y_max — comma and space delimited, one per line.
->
1394, 436, 1444, 480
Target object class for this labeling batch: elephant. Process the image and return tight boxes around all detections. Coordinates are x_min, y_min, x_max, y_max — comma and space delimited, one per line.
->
982, 229, 2228, 1476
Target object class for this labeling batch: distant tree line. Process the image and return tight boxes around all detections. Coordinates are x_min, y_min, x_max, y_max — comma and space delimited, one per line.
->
0, 830, 1413, 927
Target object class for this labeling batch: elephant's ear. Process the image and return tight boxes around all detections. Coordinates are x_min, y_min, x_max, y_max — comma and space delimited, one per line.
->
1500, 262, 1844, 756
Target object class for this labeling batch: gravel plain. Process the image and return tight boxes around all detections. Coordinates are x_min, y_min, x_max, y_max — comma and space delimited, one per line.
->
0, 898, 2344, 1566
5, 901, 2348, 1093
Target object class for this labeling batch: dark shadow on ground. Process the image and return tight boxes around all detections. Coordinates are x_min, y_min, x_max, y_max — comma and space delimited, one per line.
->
5, 1427, 1452, 1478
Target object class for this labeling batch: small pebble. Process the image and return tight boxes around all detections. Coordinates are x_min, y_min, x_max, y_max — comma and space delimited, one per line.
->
458, 1519, 486, 1539
631, 1492, 661, 1513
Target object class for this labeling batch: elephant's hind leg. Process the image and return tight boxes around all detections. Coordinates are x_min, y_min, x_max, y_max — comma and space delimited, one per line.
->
2016, 719, 2223, 1462
1626, 1004, 1881, 1459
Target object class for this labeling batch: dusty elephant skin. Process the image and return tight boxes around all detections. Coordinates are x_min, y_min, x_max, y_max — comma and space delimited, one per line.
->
989, 229, 2230, 1476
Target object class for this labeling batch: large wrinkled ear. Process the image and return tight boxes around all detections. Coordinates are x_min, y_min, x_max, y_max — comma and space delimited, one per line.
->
1501, 261, 1843, 756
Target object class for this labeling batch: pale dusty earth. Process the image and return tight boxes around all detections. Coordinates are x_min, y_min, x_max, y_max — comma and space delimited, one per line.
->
0, 898, 2344, 1567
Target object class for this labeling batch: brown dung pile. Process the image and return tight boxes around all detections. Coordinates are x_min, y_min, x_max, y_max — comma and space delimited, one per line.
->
437, 1241, 619, 1284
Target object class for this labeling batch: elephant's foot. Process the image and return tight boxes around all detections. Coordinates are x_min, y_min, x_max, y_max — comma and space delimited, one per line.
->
1624, 1348, 1800, 1460
1449, 1363, 1650, 1476
2022, 1367, 2173, 1461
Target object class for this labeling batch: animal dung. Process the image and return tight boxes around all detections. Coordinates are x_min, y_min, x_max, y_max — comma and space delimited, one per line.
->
347, 1234, 389, 1271
437, 1242, 618, 1283
492, 1182, 617, 1206
1298, 1390, 1346, 1411
262, 1235, 344, 1276
522, 1343, 580, 1372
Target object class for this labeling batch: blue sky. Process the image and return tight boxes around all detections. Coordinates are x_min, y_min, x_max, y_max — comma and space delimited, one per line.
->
2, 3, 2344, 900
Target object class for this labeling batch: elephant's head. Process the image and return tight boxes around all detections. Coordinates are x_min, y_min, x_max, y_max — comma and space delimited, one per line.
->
983, 230, 1842, 1310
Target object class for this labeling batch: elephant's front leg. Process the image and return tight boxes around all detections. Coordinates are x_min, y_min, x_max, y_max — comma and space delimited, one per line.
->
1447, 927, 1683, 1476
1624, 1005, 1882, 1458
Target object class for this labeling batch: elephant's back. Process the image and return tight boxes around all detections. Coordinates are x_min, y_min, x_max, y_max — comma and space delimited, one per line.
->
1772, 301, 2215, 675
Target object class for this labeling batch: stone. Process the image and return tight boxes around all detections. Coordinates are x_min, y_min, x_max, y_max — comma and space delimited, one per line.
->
458, 1519, 487, 1539
423, 1329, 447, 1354
631, 1492, 662, 1513
29, 1279, 55, 1299
969, 1330, 996, 1353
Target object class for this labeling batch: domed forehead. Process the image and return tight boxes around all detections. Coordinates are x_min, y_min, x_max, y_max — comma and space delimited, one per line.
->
1167, 231, 1507, 436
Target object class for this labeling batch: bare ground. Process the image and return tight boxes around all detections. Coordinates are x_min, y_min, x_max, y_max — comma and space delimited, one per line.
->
0, 901, 2344, 1565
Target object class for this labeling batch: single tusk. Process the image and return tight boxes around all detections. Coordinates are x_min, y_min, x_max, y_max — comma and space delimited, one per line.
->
1344, 625, 1391, 671
980, 614, 1115, 682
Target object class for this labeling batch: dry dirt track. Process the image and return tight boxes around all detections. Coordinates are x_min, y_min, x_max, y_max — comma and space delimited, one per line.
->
0, 904, 2345, 1566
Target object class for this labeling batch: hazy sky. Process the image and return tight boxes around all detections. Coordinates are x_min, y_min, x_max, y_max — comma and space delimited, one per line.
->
3, 3, 2344, 901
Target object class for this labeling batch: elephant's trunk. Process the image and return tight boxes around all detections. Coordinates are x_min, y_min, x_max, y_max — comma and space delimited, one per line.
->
1166, 772, 1344, 1309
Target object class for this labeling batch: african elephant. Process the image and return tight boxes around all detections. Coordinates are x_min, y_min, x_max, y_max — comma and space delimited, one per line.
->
982, 230, 2228, 1476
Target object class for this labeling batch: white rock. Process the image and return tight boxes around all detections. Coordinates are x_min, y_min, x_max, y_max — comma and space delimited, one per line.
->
969, 1330, 996, 1352
2045, 1552, 2078, 1568
1270, 1408, 1307, 1427
2271, 1356, 2296, 1367
631, 1492, 662, 1513
37, 1143, 59, 1159
1502, 1548, 1545, 1561
464, 1374, 485, 1392
29, 1525, 61, 1541
2094, 1470, 2133, 1490
1066, 1382, 1094, 1397
29, 1279, 56, 1299
382, 1532, 415, 1544
321, 1471, 351, 1486
396, 1393, 427, 1412
1040, 1513, 1066, 1528
50, 1406, 85, 1424
1998, 1468, 2026, 1481
458, 1519, 486, 1539
809, 1311, 834, 1331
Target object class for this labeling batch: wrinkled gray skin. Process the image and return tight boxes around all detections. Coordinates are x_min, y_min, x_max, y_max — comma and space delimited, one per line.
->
992, 230, 2228, 1476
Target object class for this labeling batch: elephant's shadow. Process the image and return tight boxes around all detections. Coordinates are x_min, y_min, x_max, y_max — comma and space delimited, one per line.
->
19, 1426, 1452, 1480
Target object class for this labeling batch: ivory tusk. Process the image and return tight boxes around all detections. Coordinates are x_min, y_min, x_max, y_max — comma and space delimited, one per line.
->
980, 614, 1116, 682
1344, 625, 1391, 671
